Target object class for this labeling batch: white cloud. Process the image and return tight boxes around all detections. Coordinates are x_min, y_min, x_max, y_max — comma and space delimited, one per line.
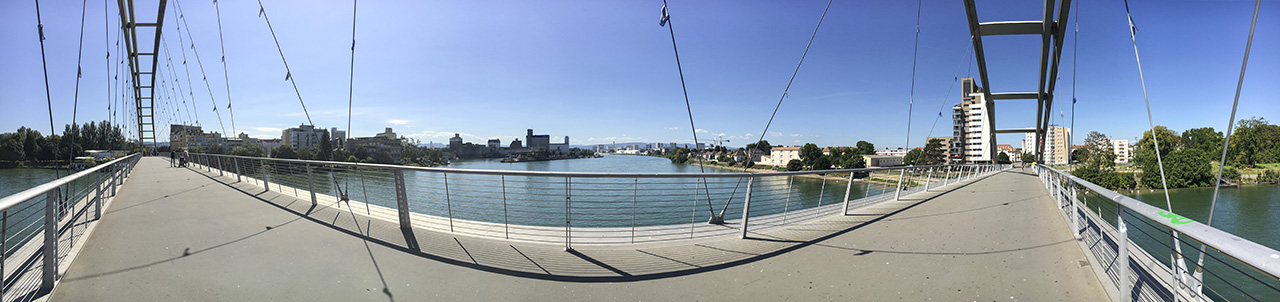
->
664, 127, 679, 130
252, 127, 283, 133
791, 133, 802, 137
387, 119, 411, 125
695, 129, 709, 134
770, 132, 783, 137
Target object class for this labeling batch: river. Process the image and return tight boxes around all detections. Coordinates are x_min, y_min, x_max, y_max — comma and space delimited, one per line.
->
1081, 185, 1280, 301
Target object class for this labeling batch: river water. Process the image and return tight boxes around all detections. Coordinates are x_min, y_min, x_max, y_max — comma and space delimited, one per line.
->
1080, 185, 1280, 300
262, 155, 889, 228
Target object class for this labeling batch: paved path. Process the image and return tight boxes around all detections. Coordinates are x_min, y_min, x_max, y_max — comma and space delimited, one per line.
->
51, 158, 1106, 301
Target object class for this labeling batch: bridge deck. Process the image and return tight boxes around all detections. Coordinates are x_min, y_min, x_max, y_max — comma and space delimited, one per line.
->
51, 157, 1105, 301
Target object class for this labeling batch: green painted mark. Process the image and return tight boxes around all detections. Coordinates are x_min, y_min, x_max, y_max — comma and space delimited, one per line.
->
1157, 211, 1194, 225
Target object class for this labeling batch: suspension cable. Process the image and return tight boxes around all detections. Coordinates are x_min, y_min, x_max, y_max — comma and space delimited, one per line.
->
1069, 0, 1078, 166
213, 0, 236, 135
68, 0, 89, 172
161, 37, 196, 127
258, 0, 314, 126
1196, 0, 1261, 291
658, 0, 715, 218
344, 0, 359, 189
173, 0, 227, 135
925, 38, 974, 138
170, 2, 199, 126
1122, 0, 1187, 285
717, 0, 834, 217
903, 0, 922, 153
33, 0, 62, 182
347, 0, 359, 151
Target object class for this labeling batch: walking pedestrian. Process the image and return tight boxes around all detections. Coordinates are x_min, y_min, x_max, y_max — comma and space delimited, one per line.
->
170, 149, 176, 167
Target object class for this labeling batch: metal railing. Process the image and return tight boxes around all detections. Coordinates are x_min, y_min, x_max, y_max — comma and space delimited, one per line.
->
186, 153, 1001, 249
0, 153, 140, 302
1035, 165, 1280, 302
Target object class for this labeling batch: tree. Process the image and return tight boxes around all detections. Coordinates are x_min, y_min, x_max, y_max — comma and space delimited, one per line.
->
786, 159, 803, 171
716, 155, 732, 163
332, 148, 348, 162
1181, 127, 1223, 158
1071, 148, 1090, 164
799, 143, 823, 168
1228, 117, 1280, 167
371, 150, 393, 164
206, 144, 226, 155
841, 153, 866, 169
1021, 153, 1036, 163
296, 146, 314, 160
744, 139, 772, 155
810, 155, 832, 170
271, 145, 298, 159
856, 141, 876, 155
1083, 131, 1116, 172
920, 139, 945, 165
903, 149, 922, 165
1135, 126, 1181, 168
996, 152, 1011, 164
1140, 148, 1214, 188
352, 146, 370, 160
232, 143, 265, 157
318, 131, 333, 161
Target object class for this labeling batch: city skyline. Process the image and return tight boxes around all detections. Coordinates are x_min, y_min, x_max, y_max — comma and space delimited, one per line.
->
1, 0, 1276, 150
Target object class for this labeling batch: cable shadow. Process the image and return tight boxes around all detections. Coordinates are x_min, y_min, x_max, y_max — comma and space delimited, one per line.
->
178, 163, 1009, 283
810, 238, 1075, 256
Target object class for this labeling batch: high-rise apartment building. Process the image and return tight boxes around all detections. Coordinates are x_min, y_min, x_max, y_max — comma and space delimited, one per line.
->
1024, 125, 1070, 164
1112, 139, 1133, 163
951, 78, 994, 163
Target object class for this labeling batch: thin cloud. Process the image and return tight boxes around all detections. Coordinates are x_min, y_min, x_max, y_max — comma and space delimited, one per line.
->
387, 119, 411, 125
664, 127, 679, 130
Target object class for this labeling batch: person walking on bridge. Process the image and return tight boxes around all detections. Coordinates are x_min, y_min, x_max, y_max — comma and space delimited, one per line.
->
170, 150, 176, 167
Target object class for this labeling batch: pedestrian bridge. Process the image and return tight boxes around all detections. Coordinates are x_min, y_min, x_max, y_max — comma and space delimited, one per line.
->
2, 154, 1276, 301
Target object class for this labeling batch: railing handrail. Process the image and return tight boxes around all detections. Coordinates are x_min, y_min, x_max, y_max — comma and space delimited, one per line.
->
191, 152, 990, 178
0, 153, 140, 212
1037, 165, 1280, 279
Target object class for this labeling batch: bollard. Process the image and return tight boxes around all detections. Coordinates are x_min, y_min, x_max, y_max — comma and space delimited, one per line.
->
740, 177, 754, 239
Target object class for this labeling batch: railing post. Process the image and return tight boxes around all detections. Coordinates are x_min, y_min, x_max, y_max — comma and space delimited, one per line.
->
631, 178, 637, 244
393, 169, 411, 230
784, 176, 794, 223
217, 155, 224, 176
564, 176, 572, 251
924, 168, 934, 192
111, 165, 118, 197
502, 175, 509, 240
94, 170, 103, 220
842, 172, 854, 215
1118, 206, 1131, 302
261, 159, 270, 191
944, 166, 951, 186
1070, 181, 1080, 237
234, 157, 242, 183
41, 189, 59, 293
306, 163, 317, 206
444, 172, 454, 232
740, 177, 754, 239
894, 168, 906, 201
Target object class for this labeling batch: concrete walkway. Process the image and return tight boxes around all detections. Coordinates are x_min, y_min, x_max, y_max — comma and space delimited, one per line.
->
51, 157, 1106, 301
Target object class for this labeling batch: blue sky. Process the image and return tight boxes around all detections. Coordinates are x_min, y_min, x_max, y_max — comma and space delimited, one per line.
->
2, 0, 1276, 150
